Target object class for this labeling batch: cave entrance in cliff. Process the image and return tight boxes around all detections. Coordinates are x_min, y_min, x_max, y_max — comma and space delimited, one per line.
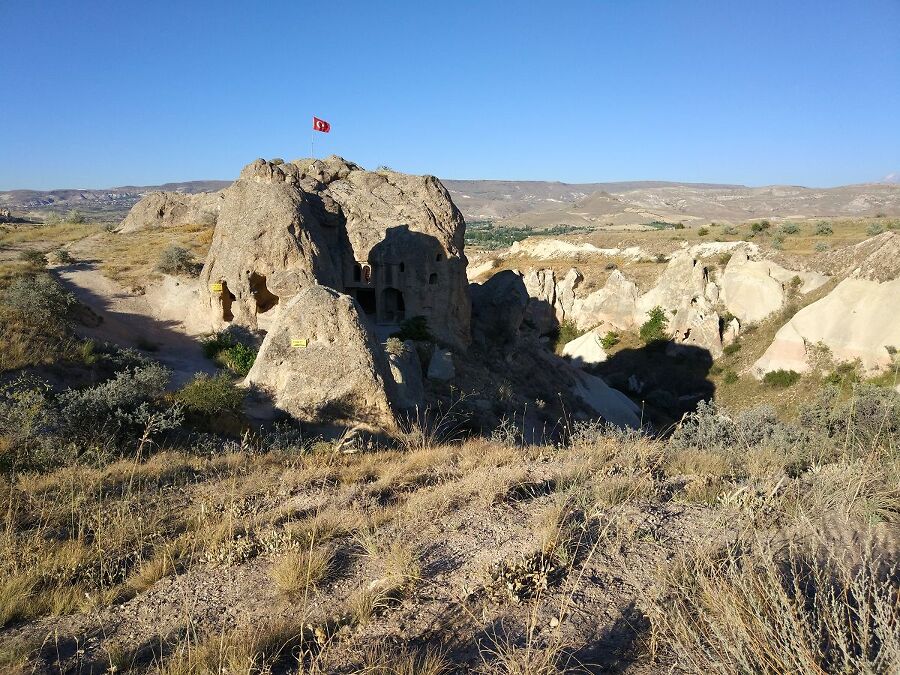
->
380, 288, 405, 323
354, 288, 377, 316
249, 272, 279, 314
220, 281, 235, 322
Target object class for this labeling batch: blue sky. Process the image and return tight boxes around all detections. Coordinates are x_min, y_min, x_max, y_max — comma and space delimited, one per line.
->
1, 1, 898, 189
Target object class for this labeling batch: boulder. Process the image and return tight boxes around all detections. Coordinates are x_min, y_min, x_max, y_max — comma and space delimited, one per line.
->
722, 317, 741, 347
571, 270, 639, 330
636, 250, 709, 323
669, 297, 723, 359
562, 329, 608, 368
387, 340, 425, 412
469, 270, 529, 344
753, 278, 900, 375
118, 191, 223, 233
570, 370, 642, 428
245, 285, 398, 432
720, 246, 828, 324
426, 347, 456, 381
196, 157, 470, 347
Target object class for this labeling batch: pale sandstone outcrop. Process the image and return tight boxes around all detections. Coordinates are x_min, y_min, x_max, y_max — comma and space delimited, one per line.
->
571, 270, 639, 330
196, 157, 470, 348
118, 191, 224, 233
720, 246, 828, 324
562, 328, 608, 367
753, 278, 900, 375
245, 285, 398, 432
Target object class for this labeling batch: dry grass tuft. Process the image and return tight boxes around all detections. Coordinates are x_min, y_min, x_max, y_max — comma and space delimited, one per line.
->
271, 544, 334, 598
359, 644, 451, 675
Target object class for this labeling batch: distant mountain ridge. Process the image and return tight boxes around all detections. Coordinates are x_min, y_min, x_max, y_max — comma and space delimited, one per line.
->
2, 176, 898, 226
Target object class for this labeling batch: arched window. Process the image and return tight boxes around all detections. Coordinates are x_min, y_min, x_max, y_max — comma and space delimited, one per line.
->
435, 253, 443, 262
428, 272, 438, 285
353, 263, 362, 283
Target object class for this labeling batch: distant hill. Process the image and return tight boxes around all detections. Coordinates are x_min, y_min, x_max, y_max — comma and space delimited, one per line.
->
3, 176, 899, 226
443, 180, 900, 227
0, 181, 231, 221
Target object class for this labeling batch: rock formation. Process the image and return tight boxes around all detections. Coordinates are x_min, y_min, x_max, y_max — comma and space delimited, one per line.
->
571, 270, 640, 331
720, 246, 828, 324
245, 285, 399, 432
753, 277, 900, 375
562, 329, 608, 367
196, 157, 471, 348
118, 191, 224, 233
469, 270, 529, 345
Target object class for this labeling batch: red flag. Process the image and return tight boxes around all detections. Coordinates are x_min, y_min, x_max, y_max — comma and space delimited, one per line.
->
313, 116, 331, 133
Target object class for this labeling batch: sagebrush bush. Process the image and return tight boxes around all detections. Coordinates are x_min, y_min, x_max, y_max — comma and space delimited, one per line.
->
799, 384, 900, 449
65, 209, 86, 224
175, 373, 245, 415
57, 362, 181, 449
1, 274, 77, 325
156, 245, 199, 276
815, 222, 833, 236
650, 540, 900, 674
779, 222, 800, 235
763, 369, 801, 388
669, 400, 803, 454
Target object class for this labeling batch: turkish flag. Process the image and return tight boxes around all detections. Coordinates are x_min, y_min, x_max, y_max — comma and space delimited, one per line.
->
313, 117, 331, 133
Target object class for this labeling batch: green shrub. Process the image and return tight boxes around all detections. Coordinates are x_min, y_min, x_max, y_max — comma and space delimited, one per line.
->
65, 209, 86, 224
639, 306, 669, 345
867, 223, 884, 236
200, 332, 257, 375
824, 361, 861, 387
815, 242, 830, 252
175, 373, 245, 415
762, 369, 801, 388
815, 222, 833, 236
1, 274, 77, 325
554, 319, 585, 352
723, 342, 741, 356
697, 227, 709, 237
600, 331, 620, 350
49, 248, 73, 264
43, 212, 62, 225
18, 250, 46, 266
722, 369, 738, 384
156, 245, 199, 276
674, 223, 685, 230
220, 343, 256, 376
779, 222, 800, 235
750, 221, 771, 234
391, 315, 432, 342
722, 226, 738, 235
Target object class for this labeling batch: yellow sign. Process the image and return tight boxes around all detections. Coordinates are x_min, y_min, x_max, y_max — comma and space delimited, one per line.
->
290, 338, 308, 348
210, 282, 223, 293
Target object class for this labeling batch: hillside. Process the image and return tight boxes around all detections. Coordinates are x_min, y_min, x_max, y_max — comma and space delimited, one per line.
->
5, 177, 900, 228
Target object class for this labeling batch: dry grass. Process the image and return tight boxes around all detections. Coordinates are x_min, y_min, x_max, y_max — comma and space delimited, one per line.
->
0, 222, 100, 248
73, 222, 214, 288
270, 544, 334, 598
2, 402, 898, 672
649, 538, 900, 673
157, 617, 313, 675
359, 644, 451, 674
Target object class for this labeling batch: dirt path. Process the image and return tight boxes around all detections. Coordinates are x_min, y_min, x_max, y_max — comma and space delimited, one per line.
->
53, 262, 216, 387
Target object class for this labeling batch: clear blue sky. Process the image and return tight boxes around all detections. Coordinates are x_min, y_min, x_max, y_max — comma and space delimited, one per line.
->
2, 0, 898, 189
